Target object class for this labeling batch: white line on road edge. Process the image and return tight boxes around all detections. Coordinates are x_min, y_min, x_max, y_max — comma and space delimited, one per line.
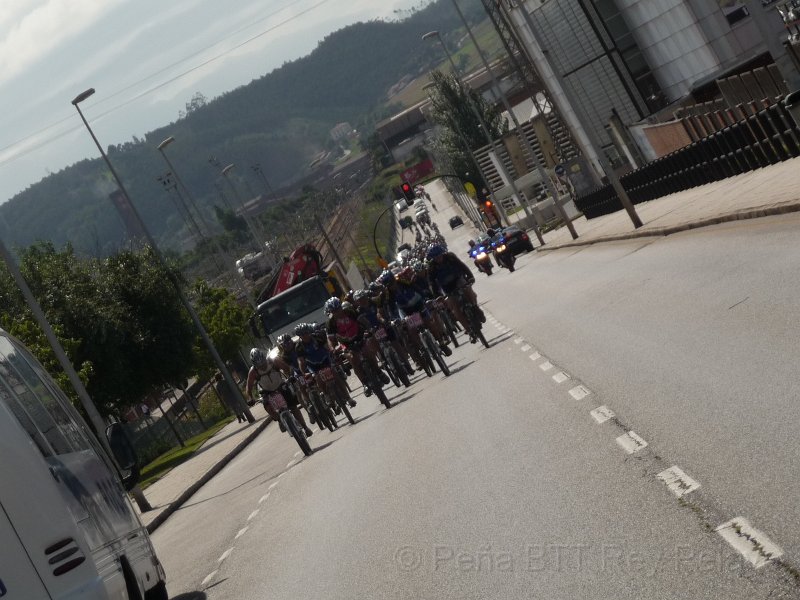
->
514, 337, 524, 345
201, 571, 218, 587
529, 352, 541, 361
235, 527, 249, 540
590, 405, 615, 424
569, 385, 591, 401
218, 548, 234, 563
268, 481, 280, 490
520, 344, 531, 352
552, 371, 570, 384
715, 518, 784, 568
539, 361, 554, 371
247, 509, 260, 521
657, 466, 700, 498
258, 492, 271, 504
616, 431, 648, 454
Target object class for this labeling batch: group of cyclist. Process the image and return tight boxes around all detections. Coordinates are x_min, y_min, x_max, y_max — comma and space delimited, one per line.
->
246, 239, 487, 428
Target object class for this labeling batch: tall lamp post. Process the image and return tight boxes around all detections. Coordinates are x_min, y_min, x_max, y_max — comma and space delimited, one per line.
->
71, 88, 254, 424
423, 29, 543, 239
220, 163, 265, 251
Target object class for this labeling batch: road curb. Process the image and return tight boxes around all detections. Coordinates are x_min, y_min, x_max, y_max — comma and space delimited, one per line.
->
536, 200, 800, 252
146, 419, 271, 534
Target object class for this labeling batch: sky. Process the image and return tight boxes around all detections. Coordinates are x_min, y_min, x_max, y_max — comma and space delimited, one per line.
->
0, 0, 420, 204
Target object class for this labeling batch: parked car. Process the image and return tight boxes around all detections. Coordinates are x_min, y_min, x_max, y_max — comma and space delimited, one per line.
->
500, 226, 535, 254
400, 216, 414, 229
396, 201, 409, 213
449, 215, 464, 229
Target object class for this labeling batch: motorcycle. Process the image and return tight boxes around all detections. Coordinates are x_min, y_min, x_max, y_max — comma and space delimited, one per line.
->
491, 234, 516, 272
469, 241, 493, 276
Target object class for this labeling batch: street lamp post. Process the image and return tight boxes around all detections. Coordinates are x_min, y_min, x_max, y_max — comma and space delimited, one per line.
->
449, 0, 578, 240
71, 88, 254, 424
220, 163, 265, 251
423, 30, 546, 242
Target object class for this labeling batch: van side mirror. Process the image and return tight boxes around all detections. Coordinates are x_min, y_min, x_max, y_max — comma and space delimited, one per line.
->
106, 423, 140, 491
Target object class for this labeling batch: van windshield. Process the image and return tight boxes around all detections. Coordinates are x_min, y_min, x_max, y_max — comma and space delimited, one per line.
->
259, 280, 330, 334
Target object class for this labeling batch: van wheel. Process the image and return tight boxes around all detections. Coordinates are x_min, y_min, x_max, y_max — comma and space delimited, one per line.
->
144, 580, 169, 600
120, 556, 143, 600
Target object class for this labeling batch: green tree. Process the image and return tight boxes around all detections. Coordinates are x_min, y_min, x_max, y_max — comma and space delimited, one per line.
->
191, 279, 250, 378
425, 70, 507, 186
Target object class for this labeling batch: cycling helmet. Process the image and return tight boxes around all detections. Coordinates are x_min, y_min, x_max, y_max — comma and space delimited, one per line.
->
345, 289, 355, 302
294, 322, 315, 336
341, 301, 354, 312
396, 266, 415, 284
353, 289, 369, 302
378, 270, 395, 286
276, 333, 294, 349
324, 297, 342, 315
250, 347, 267, 366
368, 281, 383, 294
426, 244, 447, 260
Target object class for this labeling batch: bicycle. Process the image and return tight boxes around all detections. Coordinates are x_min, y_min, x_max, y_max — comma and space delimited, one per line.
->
405, 311, 450, 377
451, 287, 489, 348
373, 326, 411, 388
261, 390, 313, 456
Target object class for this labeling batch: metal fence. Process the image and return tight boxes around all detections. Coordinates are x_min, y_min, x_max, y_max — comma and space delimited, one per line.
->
575, 100, 800, 219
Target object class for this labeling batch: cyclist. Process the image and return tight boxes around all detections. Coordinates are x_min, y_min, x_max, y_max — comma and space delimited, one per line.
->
294, 322, 356, 410
384, 267, 452, 356
353, 288, 414, 375
324, 297, 389, 397
275, 332, 314, 422
426, 244, 485, 339
245, 348, 313, 437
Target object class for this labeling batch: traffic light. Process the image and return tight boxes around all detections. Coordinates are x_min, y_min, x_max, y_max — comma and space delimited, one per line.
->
401, 182, 414, 206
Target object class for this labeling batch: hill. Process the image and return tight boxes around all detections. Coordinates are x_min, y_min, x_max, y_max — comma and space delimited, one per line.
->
0, 0, 488, 256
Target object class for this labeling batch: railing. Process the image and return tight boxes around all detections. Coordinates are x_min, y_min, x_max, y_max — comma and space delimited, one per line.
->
575, 101, 800, 219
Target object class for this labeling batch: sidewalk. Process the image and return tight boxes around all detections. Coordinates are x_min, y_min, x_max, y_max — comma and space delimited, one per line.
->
535, 156, 800, 250
134, 411, 271, 533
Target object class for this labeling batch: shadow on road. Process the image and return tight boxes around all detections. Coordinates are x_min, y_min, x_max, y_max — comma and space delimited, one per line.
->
170, 591, 208, 599
446, 361, 474, 376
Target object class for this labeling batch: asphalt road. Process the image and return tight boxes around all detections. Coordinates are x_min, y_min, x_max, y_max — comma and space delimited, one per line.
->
152, 183, 800, 599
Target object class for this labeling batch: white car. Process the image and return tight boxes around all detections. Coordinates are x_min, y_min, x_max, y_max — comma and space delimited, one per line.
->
396, 200, 409, 213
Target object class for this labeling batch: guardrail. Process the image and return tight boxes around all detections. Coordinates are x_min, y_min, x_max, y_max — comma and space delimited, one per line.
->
576, 100, 800, 219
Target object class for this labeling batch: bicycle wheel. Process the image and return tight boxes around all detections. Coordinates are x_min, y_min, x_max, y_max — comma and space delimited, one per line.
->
388, 348, 411, 387
422, 331, 450, 377
286, 415, 313, 456
477, 329, 490, 348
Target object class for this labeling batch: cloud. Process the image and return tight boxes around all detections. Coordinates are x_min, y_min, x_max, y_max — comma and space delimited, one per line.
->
0, 0, 123, 85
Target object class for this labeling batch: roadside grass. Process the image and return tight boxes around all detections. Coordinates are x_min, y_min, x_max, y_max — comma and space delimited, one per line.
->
138, 416, 234, 489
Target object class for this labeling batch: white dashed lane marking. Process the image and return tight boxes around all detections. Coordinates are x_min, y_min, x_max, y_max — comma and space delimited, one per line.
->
529, 352, 541, 361
235, 527, 249, 540
590, 405, 615, 424
552, 371, 570, 384
259, 492, 271, 504
569, 385, 591, 401
201, 571, 218, 587
286, 459, 297, 468
247, 509, 260, 521
715, 518, 784, 568
657, 466, 700, 498
293, 451, 301, 458
616, 431, 648, 454
514, 337, 524, 345
539, 361, 554, 371
520, 344, 531, 352
218, 548, 234, 563
268, 481, 280, 490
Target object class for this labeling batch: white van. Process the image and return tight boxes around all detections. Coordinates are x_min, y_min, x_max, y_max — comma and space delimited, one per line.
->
0, 329, 167, 599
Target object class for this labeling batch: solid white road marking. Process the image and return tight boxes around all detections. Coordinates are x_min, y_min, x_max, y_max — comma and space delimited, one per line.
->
539, 361, 554, 371
268, 481, 280, 490
247, 509, 260, 521
235, 527, 249, 540
529, 352, 541, 361
590, 405, 615, 424
715, 518, 784, 568
552, 371, 570, 384
514, 337, 524, 345
259, 492, 271, 504
201, 571, 218, 587
218, 548, 234, 563
657, 466, 700, 498
616, 431, 648, 454
569, 385, 591, 401
520, 344, 531, 352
